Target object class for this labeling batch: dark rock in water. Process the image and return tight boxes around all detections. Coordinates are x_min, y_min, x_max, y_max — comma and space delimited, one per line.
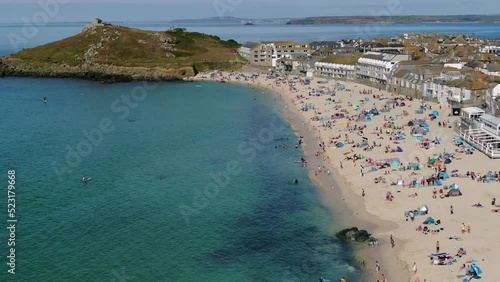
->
353, 229, 370, 242
336, 227, 374, 243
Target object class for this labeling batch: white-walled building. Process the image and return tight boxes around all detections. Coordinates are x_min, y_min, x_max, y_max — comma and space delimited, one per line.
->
315, 62, 356, 80
247, 41, 311, 67
480, 42, 500, 54
356, 52, 411, 84
486, 84, 500, 116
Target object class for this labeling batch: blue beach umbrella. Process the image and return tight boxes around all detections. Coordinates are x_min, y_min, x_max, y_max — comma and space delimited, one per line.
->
432, 110, 439, 117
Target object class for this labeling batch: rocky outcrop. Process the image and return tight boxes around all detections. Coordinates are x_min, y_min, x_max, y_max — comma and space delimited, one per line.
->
0, 57, 193, 83
336, 227, 377, 244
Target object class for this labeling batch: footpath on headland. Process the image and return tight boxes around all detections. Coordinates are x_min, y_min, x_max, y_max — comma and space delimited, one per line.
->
195, 71, 500, 282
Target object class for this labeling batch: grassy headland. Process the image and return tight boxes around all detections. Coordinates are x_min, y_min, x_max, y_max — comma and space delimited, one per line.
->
0, 20, 246, 82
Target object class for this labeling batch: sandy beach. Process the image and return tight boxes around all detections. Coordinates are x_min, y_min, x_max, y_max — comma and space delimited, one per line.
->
194, 71, 500, 282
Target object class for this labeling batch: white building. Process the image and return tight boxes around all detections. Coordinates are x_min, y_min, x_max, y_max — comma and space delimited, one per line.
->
480, 43, 500, 54
356, 52, 411, 85
459, 107, 500, 158
486, 84, 500, 116
315, 62, 356, 80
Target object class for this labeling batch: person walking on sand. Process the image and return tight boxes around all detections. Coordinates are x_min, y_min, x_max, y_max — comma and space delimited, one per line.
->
467, 223, 471, 233
390, 235, 395, 248
412, 262, 417, 274
436, 241, 439, 253
461, 223, 466, 234
375, 261, 380, 273
450, 205, 453, 215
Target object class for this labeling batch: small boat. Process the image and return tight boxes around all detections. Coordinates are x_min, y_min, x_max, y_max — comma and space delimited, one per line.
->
43, 97, 48, 103
244, 21, 254, 25
82, 177, 92, 183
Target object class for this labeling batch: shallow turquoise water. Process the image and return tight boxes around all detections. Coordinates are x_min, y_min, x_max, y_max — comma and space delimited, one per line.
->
0, 78, 361, 281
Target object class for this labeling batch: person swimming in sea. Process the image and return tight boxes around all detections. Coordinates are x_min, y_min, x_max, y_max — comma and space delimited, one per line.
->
293, 179, 298, 184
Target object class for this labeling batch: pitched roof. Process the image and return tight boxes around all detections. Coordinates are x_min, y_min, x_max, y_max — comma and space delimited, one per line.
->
320, 54, 360, 65
393, 69, 411, 78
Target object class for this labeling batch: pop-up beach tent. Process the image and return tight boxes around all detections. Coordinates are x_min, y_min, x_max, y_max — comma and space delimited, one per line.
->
447, 185, 462, 197
423, 216, 435, 224
392, 159, 401, 166
465, 263, 483, 279
439, 171, 450, 179
397, 146, 403, 152
420, 205, 429, 214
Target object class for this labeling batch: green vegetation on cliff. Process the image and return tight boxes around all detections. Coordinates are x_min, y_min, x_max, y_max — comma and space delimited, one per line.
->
1, 20, 246, 81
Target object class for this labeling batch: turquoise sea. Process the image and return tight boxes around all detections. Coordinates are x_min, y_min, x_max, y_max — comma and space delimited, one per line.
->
1, 21, 499, 281
0, 78, 359, 281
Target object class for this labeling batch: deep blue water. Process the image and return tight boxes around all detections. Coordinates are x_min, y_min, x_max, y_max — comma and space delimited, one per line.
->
0, 78, 359, 281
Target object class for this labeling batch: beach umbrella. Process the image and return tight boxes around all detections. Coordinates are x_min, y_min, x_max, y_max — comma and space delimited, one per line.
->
452, 169, 459, 173
392, 160, 400, 166
466, 145, 473, 150
432, 110, 439, 117
422, 122, 429, 128
444, 158, 452, 164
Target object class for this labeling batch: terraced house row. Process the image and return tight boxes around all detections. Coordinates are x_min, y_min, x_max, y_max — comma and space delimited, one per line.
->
238, 33, 500, 114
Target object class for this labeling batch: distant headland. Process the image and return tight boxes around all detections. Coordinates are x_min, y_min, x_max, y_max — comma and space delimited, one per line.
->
170, 15, 500, 25
0, 18, 245, 83
286, 15, 500, 24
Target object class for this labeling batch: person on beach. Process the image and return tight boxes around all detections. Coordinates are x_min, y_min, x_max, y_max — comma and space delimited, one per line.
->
450, 205, 453, 215
467, 223, 471, 233
461, 223, 466, 234
412, 262, 417, 274
390, 235, 395, 248
436, 241, 439, 253
362, 189, 365, 197
375, 261, 380, 273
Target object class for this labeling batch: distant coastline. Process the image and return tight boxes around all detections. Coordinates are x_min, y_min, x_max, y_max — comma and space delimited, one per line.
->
169, 15, 500, 25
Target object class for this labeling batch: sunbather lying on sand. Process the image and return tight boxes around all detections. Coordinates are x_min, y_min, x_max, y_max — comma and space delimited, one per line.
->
492, 208, 500, 213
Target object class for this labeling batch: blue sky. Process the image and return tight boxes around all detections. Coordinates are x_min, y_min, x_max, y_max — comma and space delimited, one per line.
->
1, 0, 499, 23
